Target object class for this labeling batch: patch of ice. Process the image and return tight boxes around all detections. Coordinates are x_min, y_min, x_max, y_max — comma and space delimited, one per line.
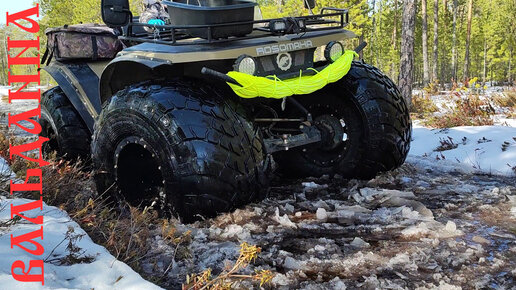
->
302, 182, 327, 189
217, 224, 251, 240
436, 281, 462, 290
283, 257, 304, 270
350, 237, 370, 248
386, 253, 416, 271
399, 177, 413, 184
273, 207, 297, 228
271, 273, 291, 286
401, 222, 430, 238
315, 208, 327, 221
284, 203, 295, 214
437, 221, 463, 238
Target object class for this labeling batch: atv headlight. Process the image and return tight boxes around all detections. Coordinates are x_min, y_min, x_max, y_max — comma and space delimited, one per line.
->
297, 19, 305, 29
324, 41, 344, 63
270, 20, 287, 33
234, 55, 257, 75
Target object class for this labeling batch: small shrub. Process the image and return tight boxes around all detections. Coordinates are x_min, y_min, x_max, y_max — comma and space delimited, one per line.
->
424, 94, 494, 128
411, 93, 439, 117
423, 80, 440, 95
45, 226, 95, 265
435, 136, 458, 152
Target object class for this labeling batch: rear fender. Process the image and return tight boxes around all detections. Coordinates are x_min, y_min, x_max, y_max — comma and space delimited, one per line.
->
43, 61, 105, 133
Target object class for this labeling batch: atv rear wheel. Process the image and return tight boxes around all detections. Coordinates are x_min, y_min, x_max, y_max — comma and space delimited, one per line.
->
274, 61, 412, 179
39, 86, 91, 160
91, 81, 270, 221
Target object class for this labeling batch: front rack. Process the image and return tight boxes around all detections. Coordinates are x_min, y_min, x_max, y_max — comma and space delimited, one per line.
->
120, 7, 348, 46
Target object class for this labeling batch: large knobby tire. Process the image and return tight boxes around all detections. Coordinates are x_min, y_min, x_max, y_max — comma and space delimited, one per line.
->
91, 81, 270, 221
39, 86, 91, 160
274, 61, 412, 179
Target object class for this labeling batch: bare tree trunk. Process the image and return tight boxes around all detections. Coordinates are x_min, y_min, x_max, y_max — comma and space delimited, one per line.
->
463, 0, 473, 81
0, 36, 7, 85
422, 0, 430, 86
399, 0, 417, 109
433, 0, 439, 83
509, 47, 513, 85
451, 0, 458, 82
483, 39, 487, 84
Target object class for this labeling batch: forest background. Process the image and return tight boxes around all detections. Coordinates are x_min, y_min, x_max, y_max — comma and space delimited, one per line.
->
0, 0, 515, 94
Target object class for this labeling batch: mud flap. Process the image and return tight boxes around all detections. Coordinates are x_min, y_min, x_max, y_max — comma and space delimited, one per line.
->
43, 61, 102, 133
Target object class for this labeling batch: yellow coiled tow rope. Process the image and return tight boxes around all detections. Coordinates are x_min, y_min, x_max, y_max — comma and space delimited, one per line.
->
227, 50, 358, 99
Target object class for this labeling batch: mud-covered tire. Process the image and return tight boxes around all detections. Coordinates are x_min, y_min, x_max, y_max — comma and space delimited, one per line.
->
274, 61, 412, 179
91, 81, 270, 221
38, 86, 91, 160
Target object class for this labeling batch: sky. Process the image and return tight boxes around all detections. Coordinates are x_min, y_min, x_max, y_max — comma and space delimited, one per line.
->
0, 0, 39, 24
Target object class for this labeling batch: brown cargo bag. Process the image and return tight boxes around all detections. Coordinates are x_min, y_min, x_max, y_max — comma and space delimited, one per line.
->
42, 24, 123, 64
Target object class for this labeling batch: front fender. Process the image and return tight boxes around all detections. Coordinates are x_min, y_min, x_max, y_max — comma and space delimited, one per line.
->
99, 55, 178, 105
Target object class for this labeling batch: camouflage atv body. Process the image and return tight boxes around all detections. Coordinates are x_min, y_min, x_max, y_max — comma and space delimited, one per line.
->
39, 0, 411, 221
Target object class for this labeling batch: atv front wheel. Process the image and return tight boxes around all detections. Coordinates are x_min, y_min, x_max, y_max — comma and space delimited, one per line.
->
39, 86, 91, 159
274, 61, 411, 179
91, 81, 270, 221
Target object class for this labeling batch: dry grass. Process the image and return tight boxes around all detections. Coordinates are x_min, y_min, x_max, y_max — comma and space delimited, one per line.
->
493, 89, 516, 108
0, 133, 39, 179
492, 89, 516, 118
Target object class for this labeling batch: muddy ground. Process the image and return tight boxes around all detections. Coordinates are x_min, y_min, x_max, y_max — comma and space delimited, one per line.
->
138, 158, 516, 289
2, 98, 516, 289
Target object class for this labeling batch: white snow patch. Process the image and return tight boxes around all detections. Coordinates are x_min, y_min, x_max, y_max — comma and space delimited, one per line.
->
409, 125, 516, 176
0, 198, 162, 290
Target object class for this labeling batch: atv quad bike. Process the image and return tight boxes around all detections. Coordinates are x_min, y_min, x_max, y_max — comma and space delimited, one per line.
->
38, 0, 411, 221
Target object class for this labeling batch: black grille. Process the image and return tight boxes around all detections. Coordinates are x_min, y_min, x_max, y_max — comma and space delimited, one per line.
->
256, 49, 315, 76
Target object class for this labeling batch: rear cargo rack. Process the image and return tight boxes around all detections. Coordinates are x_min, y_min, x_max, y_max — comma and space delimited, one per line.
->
120, 8, 348, 46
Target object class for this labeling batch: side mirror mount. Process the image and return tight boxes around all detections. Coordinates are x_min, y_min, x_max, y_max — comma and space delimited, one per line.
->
101, 0, 131, 27
304, 0, 316, 9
